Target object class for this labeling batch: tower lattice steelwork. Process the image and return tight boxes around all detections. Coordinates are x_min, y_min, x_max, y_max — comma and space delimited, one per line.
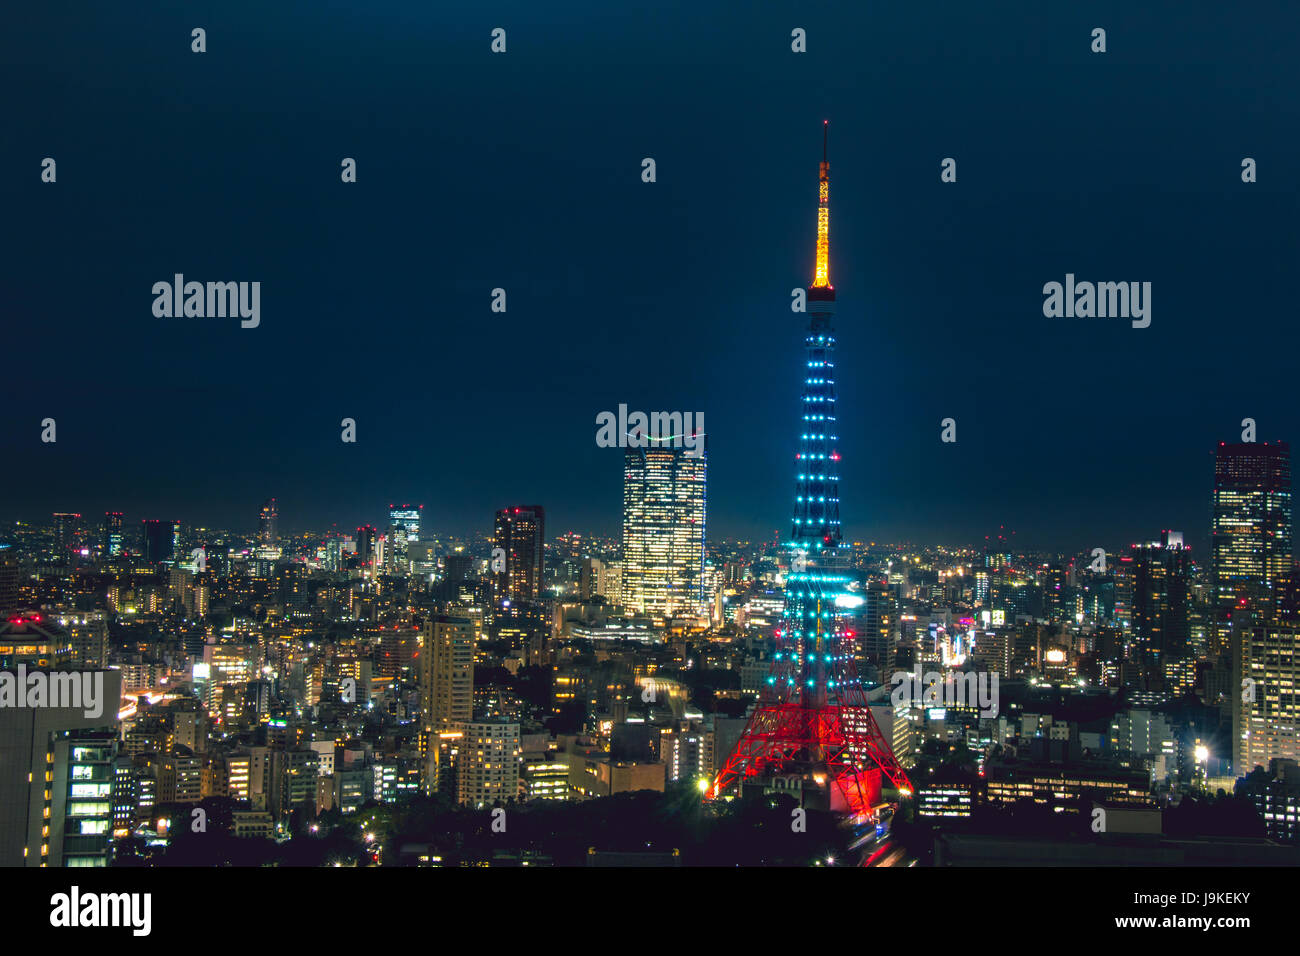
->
708, 123, 912, 817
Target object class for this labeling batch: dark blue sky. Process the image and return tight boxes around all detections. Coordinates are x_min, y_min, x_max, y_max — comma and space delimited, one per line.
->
4, 1, 1298, 554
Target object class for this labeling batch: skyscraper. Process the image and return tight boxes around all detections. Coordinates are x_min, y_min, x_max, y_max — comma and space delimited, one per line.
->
387, 504, 422, 572
492, 506, 545, 608
1213, 442, 1300, 774
621, 446, 706, 621
1130, 531, 1192, 662
420, 615, 474, 733
141, 519, 179, 564
857, 579, 897, 667
419, 615, 475, 792
51, 513, 81, 558
355, 525, 378, 568
1211, 442, 1293, 652
102, 512, 123, 558
1235, 625, 1300, 773
259, 498, 278, 546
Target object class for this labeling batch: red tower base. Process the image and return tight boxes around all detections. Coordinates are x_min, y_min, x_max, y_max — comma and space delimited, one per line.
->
709, 703, 910, 820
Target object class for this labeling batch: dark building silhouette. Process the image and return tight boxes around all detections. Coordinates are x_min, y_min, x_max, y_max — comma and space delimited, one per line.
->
493, 506, 545, 607
141, 519, 178, 563
1130, 531, 1191, 662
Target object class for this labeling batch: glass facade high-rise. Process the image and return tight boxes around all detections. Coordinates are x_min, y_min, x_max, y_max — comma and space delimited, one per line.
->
388, 504, 422, 571
61, 730, 118, 867
102, 512, 123, 558
621, 446, 706, 621
1130, 531, 1192, 663
1211, 441, 1292, 652
1212, 442, 1300, 775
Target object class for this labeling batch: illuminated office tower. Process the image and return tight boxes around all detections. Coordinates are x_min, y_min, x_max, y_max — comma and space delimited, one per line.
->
1235, 625, 1300, 774
622, 446, 707, 621
324, 536, 343, 572
1130, 532, 1192, 662
259, 498, 278, 545
1212, 442, 1292, 653
456, 720, 521, 808
419, 615, 475, 789
492, 506, 545, 607
141, 519, 179, 564
61, 730, 121, 866
387, 504, 422, 572
102, 512, 124, 558
520, 746, 569, 801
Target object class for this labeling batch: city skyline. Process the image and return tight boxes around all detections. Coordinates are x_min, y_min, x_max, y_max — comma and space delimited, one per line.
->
7, 4, 1299, 550
6, 0, 1300, 897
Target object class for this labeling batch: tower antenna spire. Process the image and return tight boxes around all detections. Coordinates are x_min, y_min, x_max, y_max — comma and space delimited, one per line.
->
813, 121, 832, 289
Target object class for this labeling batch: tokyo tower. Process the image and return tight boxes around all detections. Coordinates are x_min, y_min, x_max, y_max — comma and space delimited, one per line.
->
707, 122, 912, 818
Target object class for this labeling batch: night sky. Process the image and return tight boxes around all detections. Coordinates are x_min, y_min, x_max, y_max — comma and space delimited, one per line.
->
4, 1, 1298, 554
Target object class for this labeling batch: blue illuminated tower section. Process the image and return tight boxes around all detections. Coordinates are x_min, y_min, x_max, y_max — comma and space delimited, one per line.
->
785, 120, 854, 712
792, 119, 842, 549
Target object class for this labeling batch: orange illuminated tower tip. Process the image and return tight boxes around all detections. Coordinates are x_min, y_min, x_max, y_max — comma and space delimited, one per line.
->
813, 122, 831, 289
